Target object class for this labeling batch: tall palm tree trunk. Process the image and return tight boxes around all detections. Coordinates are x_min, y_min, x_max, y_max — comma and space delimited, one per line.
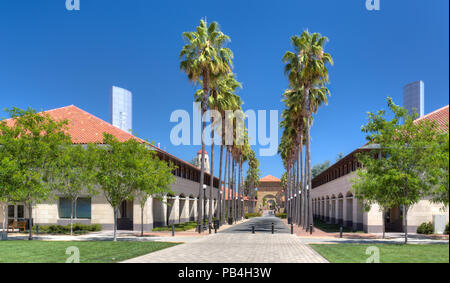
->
296, 147, 302, 225
223, 146, 229, 223
294, 156, 298, 224
305, 109, 314, 232
303, 141, 308, 229
239, 158, 243, 219
233, 158, 237, 222
227, 148, 233, 222
198, 106, 208, 232
208, 117, 215, 226
218, 144, 224, 225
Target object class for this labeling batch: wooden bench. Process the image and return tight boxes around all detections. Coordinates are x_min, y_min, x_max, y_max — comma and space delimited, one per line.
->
7, 221, 27, 232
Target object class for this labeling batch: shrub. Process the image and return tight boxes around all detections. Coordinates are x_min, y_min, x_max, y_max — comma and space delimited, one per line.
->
417, 222, 434, 235
445, 224, 449, 235
32, 223, 101, 235
245, 213, 262, 219
276, 213, 287, 219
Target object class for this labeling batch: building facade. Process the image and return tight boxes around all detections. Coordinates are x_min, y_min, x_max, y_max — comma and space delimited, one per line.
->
111, 86, 133, 133
403, 80, 425, 118
311, 105, 449, 233
256, 175, 284, 212
1, 105, 220, 231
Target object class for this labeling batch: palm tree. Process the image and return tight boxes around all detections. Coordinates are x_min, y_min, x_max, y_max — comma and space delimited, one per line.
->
244, 150, 260, 213
195, 74, 243, 226
180, 19, 233, 231
283, 30, 333, 231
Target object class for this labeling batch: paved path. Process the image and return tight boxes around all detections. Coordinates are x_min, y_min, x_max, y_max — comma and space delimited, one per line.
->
220, 214, 289, 234
123, 216, 328, 263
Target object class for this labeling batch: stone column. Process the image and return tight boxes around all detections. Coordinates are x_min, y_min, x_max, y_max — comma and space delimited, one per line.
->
343, 197, 347, 227
352, 197, 358, 231
162, 195, 168, 227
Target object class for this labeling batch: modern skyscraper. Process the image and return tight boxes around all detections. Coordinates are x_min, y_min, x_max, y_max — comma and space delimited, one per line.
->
111, 86, 132, 133
403, 81, 425, 118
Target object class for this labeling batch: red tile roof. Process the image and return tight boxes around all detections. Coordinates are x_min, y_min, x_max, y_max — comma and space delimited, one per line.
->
259, 175, 281, 183
220, 187, 255, 201
48, 105, 144, 144
414, 105, 449, 132
3, 105, 218, 180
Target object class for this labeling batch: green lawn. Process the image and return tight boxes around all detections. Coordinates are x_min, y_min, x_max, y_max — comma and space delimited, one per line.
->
310, 244, 449, 263
0, 241, 179, 263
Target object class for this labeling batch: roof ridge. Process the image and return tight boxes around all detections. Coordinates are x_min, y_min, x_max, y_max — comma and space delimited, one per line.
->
415, 105, 449, 122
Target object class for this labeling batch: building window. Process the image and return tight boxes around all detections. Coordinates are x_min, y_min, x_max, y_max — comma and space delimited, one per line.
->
59, 197, 91, 219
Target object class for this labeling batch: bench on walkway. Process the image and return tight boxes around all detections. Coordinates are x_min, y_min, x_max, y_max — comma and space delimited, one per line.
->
7, 221, 27, 232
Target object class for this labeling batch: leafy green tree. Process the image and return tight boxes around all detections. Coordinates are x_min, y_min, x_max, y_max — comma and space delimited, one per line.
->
49, 144, 98, 235
0, 108, 70, 240
312, 160, 331, 179
0, 157, 20, 238
429, 130, 449, 206
133, 143, 176, 237
352, 98, 447, 243
94, 134, 175, 241
335, 152, 344, 162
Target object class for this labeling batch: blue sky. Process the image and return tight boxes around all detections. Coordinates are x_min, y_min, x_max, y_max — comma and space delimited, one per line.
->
1, 0, 448, 180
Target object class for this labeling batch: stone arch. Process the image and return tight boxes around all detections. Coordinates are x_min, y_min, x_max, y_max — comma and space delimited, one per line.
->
337, 194, 344, 225
346, 191, 354, 228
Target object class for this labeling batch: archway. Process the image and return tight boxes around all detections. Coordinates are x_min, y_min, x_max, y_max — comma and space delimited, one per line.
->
152, 197, 165, 228
179, 194, 187, 224
346, 192, 354, 228
331, 195, 336, 224
338, 194, 344, 225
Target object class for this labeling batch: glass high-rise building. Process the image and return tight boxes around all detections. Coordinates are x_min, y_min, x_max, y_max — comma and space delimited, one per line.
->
403, 81, 425, 118
111, 86, 132, 133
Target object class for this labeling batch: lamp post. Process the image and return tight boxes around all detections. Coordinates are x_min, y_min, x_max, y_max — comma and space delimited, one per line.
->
241, 198, 244, 220
203, 184, 207, 231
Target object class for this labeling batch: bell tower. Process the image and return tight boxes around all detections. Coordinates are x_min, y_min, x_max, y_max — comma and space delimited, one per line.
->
196, 150, 210, 173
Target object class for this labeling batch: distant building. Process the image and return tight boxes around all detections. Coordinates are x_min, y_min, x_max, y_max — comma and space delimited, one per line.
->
257, 175, 283, 213
111, 86, 132, 133
403, 81, 425, 118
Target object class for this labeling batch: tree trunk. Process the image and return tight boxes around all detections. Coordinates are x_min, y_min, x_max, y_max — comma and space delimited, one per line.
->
28, 202, 33, 240
303, 144, 308, 229
141, 205, 144, 237
233, 158, 237, 222
299, 142, 303, 227
218, 144, 224, 225
198, 110, 206, 232
404, 206, 408, 244
238, 159, 241, 220
2, 203, 7, 238
228, 149, 232, 222
296, 147, 300, 226
382, 207, 386, 239
197, 68, 209, 232
209, 116, 215, 226
70, 199, 75, 236
113, 206, 118, 241
293, 157, 297, 224
223, 146, 229, 224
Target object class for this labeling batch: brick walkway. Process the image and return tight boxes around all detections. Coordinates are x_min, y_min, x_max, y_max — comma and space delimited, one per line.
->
122, 216, 328, 263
